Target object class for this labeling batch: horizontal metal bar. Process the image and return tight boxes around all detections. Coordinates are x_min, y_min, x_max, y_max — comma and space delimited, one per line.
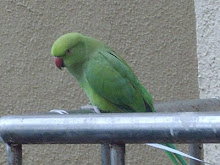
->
0, 112, 220, 144
154, 98, 220, 112
154, 98, 219, 165
49, 98, 220, 114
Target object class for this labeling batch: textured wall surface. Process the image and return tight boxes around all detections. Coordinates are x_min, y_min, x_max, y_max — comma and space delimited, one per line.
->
194, 0, 220, 164
0, 1, 198, 164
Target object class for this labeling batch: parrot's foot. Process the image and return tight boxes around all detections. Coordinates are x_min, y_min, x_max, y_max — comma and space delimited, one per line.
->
80, 105, 101, 114
49, 109, 69, 114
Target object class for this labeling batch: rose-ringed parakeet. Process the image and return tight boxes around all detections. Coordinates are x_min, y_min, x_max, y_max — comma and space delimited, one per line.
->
51, 33, 187, 165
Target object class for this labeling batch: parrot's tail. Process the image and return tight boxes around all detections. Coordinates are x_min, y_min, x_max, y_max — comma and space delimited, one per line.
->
164, 143, 187, 165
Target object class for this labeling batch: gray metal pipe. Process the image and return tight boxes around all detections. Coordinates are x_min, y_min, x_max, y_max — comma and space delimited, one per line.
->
101, 144, 111, 165
6, 144, 22, 165
110, 144, 125, 165
154, 98, 220, 165
0, 112, 220, 144
154, 98, 220, 164
155, 98, 220, 112
188, 144, 203, 165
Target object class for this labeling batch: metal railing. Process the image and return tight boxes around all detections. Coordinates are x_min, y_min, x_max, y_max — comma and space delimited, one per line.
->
0, 98, 220, 165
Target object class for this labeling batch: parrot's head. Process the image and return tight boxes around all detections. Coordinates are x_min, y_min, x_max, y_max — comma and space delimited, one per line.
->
51, 33, 86, 70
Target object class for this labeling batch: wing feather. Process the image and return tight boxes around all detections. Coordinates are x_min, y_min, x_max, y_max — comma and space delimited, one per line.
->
85, 49, 153, 112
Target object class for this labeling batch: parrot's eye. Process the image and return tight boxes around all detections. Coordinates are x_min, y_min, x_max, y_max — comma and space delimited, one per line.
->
66, 49, 71, 55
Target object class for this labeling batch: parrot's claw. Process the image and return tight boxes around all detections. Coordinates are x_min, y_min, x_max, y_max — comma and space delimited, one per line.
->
49, 109, 69, 114
80, 105, 101, 114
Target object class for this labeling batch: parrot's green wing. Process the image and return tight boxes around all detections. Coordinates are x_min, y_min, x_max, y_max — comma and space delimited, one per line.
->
85, 49, 187, 165
85, 49, 153, 113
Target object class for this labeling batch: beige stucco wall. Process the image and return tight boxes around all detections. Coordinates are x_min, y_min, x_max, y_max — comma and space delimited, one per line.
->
0, 1, 198, 164
194, 0, 220, 164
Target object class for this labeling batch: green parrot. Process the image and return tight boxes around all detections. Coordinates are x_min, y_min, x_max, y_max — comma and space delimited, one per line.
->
51, 32, 187, 165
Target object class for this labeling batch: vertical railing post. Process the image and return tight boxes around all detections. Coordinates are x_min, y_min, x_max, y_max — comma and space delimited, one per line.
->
6, 144, 22, 165
110, 144, 125, 165
189, 143, 203, 165
101, 144, 111, 165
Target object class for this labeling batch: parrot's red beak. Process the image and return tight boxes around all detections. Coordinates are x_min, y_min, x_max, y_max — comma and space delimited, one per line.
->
54, 57, 65, 70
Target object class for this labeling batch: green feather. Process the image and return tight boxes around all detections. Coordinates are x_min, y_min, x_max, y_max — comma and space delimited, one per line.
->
51, 32, 188, 164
